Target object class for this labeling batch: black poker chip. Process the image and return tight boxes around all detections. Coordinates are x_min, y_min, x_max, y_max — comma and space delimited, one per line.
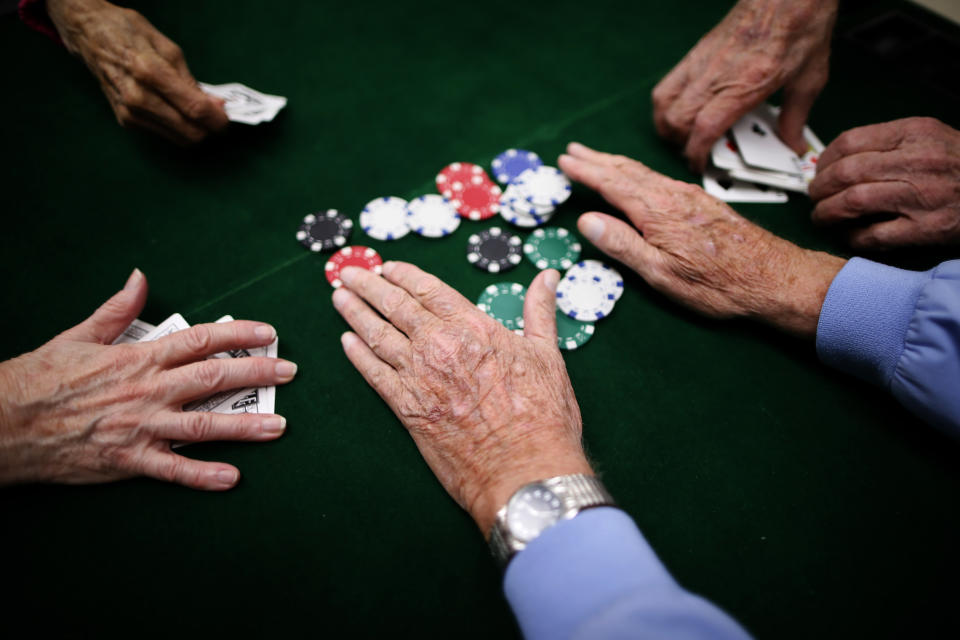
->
296, 209, 353, 252
466, 227, 522, 273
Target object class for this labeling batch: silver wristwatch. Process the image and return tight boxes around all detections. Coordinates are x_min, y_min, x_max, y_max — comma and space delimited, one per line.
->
489, 474, 615, 568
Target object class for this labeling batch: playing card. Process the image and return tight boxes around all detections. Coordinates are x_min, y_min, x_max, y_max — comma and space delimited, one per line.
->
181, 315, 278, 415
137, 313, 190, 342
703, 165, 788, 203
711, 134, 808, 193
730, 103, 824, 181
198, 82, 287, 125
112, 318, 157, 344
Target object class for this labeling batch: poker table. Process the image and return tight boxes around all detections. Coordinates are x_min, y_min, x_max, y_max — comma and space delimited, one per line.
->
2, 1, 959, 637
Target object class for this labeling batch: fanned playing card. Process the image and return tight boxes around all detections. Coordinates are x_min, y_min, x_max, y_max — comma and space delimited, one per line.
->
199, 82, 287, 125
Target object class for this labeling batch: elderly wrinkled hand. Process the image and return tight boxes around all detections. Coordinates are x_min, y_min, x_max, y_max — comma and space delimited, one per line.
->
558, 142, 845, 337
652, 0, 837, 171
46, 0, 228, 144
0, 270, 296, 490
332, 261, 592, 534
808, 117, 960, 249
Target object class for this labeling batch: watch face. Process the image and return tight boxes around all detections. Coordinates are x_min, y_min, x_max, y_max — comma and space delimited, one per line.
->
506, 485, 564, 543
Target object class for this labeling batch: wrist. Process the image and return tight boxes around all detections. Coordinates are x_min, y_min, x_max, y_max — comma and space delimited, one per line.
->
751, 248, 846, 339
46, 0, 109, 46
466, 448, 593, 538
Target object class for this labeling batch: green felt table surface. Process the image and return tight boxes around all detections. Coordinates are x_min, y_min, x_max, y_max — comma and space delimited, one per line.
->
2, 0, 959, 637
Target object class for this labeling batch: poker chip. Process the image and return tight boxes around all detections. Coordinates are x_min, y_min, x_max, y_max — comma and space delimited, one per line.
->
359, 196, 410, 241
466, 227, 522, 273
556, 311, 595, 351
325, 245, 383, 288
555, 265, 618, 321
491, 149, 543, 184
513, 166, 572, 207
405, 195, 461, 238
568, 259, 625, 301
453, 176, 502, 220
499, 185, 553, 228
296, 209, 353, 252
523, 227, 582, 270
436, 162, 487, 195
476, 282, 526, 330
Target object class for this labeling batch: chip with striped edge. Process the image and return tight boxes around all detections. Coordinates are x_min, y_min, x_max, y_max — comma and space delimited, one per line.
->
476, 282, 526, 331
325, 246, 383, 288
523, 227, 581, 270
467, 227, 522, 273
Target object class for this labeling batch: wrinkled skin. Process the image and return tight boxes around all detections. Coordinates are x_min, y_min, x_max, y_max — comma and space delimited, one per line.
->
47, 0, 228, 144
332, 262, 592, 535
558, 142, 846, 337
653, 0, 837, 171
809, 117, 960, 249
0, 270, 296, 490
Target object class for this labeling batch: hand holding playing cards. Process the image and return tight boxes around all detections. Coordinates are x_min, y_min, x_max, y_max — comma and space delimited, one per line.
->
332, 261, 591, 534
808, 117, 960, 249
559, 143, 845, 337
0, 270, 296, 490
46, 0, 228, 144
652, 0, 837, 171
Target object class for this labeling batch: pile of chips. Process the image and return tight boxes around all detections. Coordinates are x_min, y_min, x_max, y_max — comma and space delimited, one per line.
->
294, 147, 626, 351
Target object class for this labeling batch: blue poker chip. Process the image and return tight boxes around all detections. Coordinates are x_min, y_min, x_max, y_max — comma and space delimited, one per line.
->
405, 194, 461, 238
555, 260, 622, 321
491, 149, 543, 185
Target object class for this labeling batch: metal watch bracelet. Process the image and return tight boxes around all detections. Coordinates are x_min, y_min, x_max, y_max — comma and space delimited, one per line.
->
489, 474, 615, 569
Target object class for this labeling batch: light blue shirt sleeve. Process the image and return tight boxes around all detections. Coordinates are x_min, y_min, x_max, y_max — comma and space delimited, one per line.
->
503, 507, 752, 640
816, 258, 960, 435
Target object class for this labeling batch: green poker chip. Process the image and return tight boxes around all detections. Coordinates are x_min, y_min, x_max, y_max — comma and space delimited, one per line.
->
556, 310, 595, 350
476, 282, 526, 331
523, 227, 582, 270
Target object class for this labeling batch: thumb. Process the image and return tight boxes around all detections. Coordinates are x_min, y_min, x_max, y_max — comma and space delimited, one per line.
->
522, 269, 560, 345
59, 269, 149, 344
577, 212, 661, 282
778, 55, 829, 155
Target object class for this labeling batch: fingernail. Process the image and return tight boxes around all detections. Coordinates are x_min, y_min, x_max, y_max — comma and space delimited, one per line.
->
382, 261, 397, 275
255, 324, 276, 341
124, 268, 143, 291
569, 141, 583, 151
558, 154, 572, 165
543, 269, 560, 290
263, 416, 286, 435
216, 468, 238, 486
332, 287, 349, 308
341, 332, 357, 347
275, 361, 298, 379
581, 214, 605, 242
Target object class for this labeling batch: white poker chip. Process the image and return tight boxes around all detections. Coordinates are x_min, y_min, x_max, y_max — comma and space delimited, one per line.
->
513, 166, 572, 207
567, 259, 625, 301
556, 265, 618, 321
405, 194, 461, 238
359, 196, 410, 241
498, 185, 554, 228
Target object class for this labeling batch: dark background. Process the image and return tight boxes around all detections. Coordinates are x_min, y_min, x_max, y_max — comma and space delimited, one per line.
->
1, 1, 958, 637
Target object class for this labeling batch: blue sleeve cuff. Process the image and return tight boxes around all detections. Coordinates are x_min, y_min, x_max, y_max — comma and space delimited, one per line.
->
503, 507, 750, 640
816, 257, 932, 387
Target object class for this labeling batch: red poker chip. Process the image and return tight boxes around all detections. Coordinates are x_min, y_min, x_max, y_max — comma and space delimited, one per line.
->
325, 245, 383, 288
435, 162, 488, 196
454, 178, 502, 220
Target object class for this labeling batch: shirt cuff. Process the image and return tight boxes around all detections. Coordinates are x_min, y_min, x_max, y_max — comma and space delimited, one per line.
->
19, 0, 63, 45
503, 507, 678, 640
816, 257, 932, 387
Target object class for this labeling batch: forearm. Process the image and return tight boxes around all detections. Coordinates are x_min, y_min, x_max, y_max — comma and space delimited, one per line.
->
505, 508, 751, 640
816, 258, 960, 433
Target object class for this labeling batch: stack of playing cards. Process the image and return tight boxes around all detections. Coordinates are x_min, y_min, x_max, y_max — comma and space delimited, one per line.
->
704, 102, 825, 203
199, 82, 288, 125
114, 313, 278, 416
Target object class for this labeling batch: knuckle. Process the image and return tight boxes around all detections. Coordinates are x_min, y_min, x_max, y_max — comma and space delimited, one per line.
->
183, 412, 215, 441
843, 185, 873, 211
380, 288, 409, 316
413, 276, 445, 302
193, 359, 226, 391
181, 325, 214, 355
182, 99, 210, 121
366, 323, 392, 350
119, 84, 147, 109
